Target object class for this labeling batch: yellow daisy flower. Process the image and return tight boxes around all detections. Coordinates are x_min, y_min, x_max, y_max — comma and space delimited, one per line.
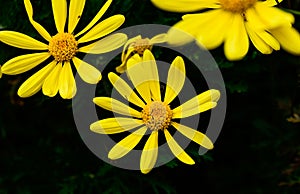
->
0, 0, 127, 99
116, 34, 167, 73
151, 0, 300, 60
90, 49, 220, 174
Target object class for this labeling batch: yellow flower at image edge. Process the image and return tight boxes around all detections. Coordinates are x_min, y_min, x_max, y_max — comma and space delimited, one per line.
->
0, 0, 127, 99
90, 49, 220, 174
151, 0, 300, 60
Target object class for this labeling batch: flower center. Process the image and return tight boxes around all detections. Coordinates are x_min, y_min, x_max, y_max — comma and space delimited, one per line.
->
48, 33, 78, 62
219, 0, 256, 13
133, 38, 152, 55
141, 101, 173, 131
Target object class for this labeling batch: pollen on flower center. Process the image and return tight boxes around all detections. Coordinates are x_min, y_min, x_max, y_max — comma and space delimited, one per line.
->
141, 101, 173, 131
133, 38, 152, 55
219, 0, 256, 13
49, 33, 78, 62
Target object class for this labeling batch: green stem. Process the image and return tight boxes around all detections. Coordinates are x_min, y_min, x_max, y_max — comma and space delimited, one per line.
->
281, 8, 300, 15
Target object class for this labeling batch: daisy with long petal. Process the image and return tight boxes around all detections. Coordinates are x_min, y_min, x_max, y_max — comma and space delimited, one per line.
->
151, 0, 300, 60
116, 34, 167, 73
90, 49, 220, 173
0, 0, 127, 99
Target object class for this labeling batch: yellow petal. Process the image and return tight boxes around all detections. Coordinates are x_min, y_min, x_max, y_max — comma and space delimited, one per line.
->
115, 62, 127, 74
173, 102, 217, 118
68, 0, 86, 33
77, 15, 125, 43
149, 33, 167, 44
0, 31, 48, 50
42, 62, 61, 97
1, 52, 50, 75
108, 72, 146, 108
201, 89, 221, 102
262, 0, 283, 7
257, 30, 280, 51
121, 35, 141, 61
172, 122, 214, 149
270, 26, 300, 55
182, 11, 214, 20
180, 89, 219, 105
116, 47, 135, 73
143, 49, 161, 101
120, 47, 135, 68
151, 0, 220, 12
124, 46, 136, 61
246, 21, 281, 54
93, 97, 142, 118
24, 0, 51, 41
224, 14, 249, 61
75, 0, 113, 37
52, 0, 67, 33
58, 61, 77, 99
108, 126, 148, 159
72, 57, 101, 84
167, 20, 196, 46
164, 129, 195, 165
167, 10, 221, 46
0, 66, 2, 79
245, 23, 273, 54
78, 33, 127, 54
195, 10, 231, 50
246, 8, 269, 30
126, 54, 151, 104
90, 117, 144, 134
18, 61, 56, 98
255, 3, 294, 28
140, 131, 158, 174
172, 89, 220, 119
164, 56, 185, 104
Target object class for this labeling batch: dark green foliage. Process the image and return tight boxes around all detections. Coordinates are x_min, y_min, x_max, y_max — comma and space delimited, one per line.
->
1, 0, 300, 193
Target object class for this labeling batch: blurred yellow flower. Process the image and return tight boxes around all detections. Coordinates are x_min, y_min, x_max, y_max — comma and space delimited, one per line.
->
0, 66, 2, 79
90, 49, 220, 174
116, 34, 167, 73
287, 113, 300, 123
151, 0, 300, 60
0, 0, 127, 99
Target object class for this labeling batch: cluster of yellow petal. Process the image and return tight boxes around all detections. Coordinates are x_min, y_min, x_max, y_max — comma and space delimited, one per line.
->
116, 34, 167, 73
152, 0, 300, 60
91, 49, 220, 174
0, 0, 127, 99
2, 0, 298, 175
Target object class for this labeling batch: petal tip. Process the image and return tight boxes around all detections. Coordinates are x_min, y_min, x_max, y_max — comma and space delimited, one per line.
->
108, 152, 119, 160
203, 139, 214, 150
141, 168, 152, 174
90, 122, 100, 132
108, 72, 116, 79
92, 97, 99, 104
187, 160, 196, 165
96, 73, 102, 83
211, 89, 221, 101
17, 89, 26, 98
211, 102, 218, 109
